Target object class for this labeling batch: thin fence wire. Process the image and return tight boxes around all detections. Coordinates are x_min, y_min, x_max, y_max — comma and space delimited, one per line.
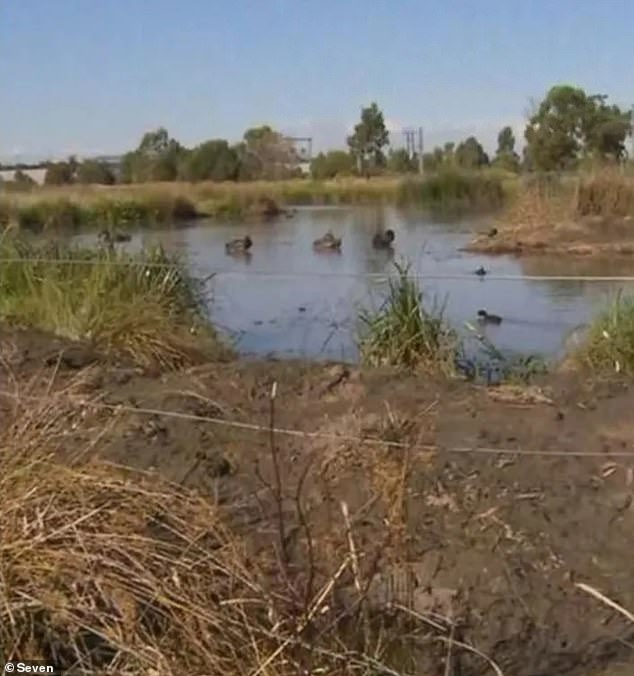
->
5, 390, 634, 459
3, 256, 634, 283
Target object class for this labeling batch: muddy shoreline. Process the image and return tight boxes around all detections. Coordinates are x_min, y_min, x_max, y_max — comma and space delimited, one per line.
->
467, 214, 634, 258
2, 325, 634, 674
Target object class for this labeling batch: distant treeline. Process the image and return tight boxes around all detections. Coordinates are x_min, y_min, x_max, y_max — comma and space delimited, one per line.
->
2, 84, 632, 189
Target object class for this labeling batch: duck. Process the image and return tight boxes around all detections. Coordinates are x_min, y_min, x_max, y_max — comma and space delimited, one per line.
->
225, 235, 253, 255
474, 266, 487, 277
99, 229, 131, 244
372, 229, 395, 249
477, 309, 502, 325
313, 231, 342, 252
488, 227, 498, 238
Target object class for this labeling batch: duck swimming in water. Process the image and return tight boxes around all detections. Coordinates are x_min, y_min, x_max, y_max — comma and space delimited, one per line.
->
225, 236, 253, 255
474, 266, 487, 277
99, 229, 131, 244
372, 229, 395, 249
477, 309, 502, 325
313, 231, 342, 252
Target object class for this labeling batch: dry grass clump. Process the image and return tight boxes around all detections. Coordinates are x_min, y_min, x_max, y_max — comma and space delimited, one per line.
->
0, 383, 274, 674
0, 375, 449, 675
574, 169, 634, 219
503, 177, 573, 228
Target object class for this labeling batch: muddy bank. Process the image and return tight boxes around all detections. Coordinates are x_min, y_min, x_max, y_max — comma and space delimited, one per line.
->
2, 325, 634, 674
467, 216, 634, 258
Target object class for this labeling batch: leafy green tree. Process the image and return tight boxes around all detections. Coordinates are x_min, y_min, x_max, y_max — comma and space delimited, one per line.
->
524, 85, 589, 171
179, 140, 239, 182
583, 95, 632, 161
77, 160, 116, 185
387, 148, 417, 174
310, 150, 355, 179
524, 85, 632, 170
347, 102, 389, 177
493, 126, 520, 171
455, 136, 489, 169
497, 126, 515, 154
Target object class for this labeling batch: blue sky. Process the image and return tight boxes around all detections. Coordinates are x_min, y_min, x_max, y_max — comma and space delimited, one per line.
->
2, 0, 634, 162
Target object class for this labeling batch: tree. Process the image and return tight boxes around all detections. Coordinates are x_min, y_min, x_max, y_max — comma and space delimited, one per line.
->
13, 169, 36, 186
455, 136, 489, 169
347, 102, 389, 177
77, 160, 116, 185
237, 126, 298, 180
583, 95, 632, 161
524, 85, 633, 171
493, 126, 520, 171
310, 150, 355, 179
44, 160, 75, 185
120, 128, 184, 182
180, 140, 239, 182
387, 148, 417, 174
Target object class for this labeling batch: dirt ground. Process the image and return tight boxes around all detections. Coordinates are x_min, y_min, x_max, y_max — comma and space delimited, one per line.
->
467, 216, 634, 257
2, 325, 634, 675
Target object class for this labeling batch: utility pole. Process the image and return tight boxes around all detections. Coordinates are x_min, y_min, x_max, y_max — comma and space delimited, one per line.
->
403, 127, 424, 174
631, 105, 634, 162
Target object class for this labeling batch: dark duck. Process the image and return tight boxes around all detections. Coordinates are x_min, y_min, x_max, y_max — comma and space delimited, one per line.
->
99, 229, 131, 244
477, 309, 502, 325
372, 229, 395, 249
225, 235, 253, 255
313, 231, 342, 251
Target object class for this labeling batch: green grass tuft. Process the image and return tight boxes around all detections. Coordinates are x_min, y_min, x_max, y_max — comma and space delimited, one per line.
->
575, 290, 634, 374
358, 261, 458, 373
0, 237, 230, 368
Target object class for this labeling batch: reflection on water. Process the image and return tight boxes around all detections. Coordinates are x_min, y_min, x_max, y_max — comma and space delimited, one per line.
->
70, 206, 634, 362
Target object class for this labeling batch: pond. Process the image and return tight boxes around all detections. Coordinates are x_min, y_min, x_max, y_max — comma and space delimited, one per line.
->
72, 206, 634, 363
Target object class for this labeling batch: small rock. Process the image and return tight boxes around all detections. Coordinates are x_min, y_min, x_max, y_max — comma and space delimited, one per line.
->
113, 369, 135, 386
45, 346, 99, 370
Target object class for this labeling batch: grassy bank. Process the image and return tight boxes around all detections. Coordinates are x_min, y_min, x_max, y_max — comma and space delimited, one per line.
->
575, 291, 634, 375
0, 170, 512, 231
0, 237, 227, 368
398, 168, 509, 214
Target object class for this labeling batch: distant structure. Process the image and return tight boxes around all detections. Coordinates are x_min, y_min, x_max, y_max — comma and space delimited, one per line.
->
283, 136, 313, 175
0, 167, 46, 185
88, 155, 124, 180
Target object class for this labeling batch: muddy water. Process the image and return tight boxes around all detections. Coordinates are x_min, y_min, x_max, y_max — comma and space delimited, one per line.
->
73, 206, 634, 362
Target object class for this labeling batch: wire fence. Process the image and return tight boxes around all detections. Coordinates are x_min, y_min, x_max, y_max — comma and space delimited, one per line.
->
4, 387, 633, 460
3, 254, 634, 283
